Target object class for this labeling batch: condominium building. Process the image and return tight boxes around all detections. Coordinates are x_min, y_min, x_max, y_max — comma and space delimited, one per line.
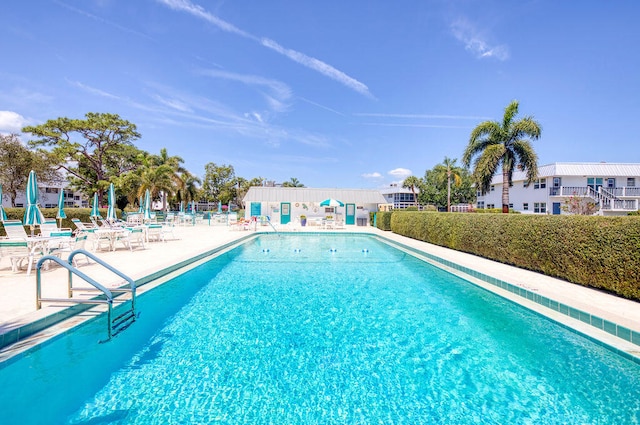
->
476, 162, 640, 215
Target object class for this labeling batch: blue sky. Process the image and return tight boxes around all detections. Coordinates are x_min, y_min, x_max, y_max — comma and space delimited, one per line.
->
1, 0, 639, 189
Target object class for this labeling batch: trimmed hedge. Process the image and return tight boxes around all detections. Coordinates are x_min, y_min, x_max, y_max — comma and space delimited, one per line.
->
375, 211, 393, 231
0, 207, 120, 236
390, 212, 640, 301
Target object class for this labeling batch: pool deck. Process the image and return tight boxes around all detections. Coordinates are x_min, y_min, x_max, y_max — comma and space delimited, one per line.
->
1, 223, 639, 359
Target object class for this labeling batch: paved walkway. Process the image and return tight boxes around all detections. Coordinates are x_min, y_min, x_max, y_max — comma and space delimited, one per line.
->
1, 223, 639, 358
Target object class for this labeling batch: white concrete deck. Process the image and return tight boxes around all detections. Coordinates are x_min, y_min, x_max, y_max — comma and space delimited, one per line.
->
1, 223, 639, 359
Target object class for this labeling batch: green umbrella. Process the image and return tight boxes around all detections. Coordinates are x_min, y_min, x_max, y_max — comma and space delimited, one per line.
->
56, 189, 67, 228
90, 192, 101, 218
23, 170, 45, 233
143, 189, 151, 221
106, 183, 117, 222
0, 184, 7, 222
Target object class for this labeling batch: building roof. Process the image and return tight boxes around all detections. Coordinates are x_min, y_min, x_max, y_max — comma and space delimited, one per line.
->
243, 187, 387, 204
379, 185, 419, 195
491, 162, 640, 184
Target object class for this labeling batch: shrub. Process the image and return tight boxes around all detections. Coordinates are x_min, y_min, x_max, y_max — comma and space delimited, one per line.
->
375, 211, 393, 231
390, 212, 640, 301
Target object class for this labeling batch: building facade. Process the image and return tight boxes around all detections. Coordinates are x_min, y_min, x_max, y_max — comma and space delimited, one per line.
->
243, 187, 387, 226
379, 184, 419, 210
2, 185, 87, 209
476, 162, 640, 215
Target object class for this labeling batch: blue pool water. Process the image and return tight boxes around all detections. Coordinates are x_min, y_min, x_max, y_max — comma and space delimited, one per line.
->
2, 233, 640, 424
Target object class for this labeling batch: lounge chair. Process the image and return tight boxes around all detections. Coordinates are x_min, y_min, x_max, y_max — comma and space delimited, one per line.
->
112, 227, 146, 251
71, 218, 98, 234
1, 220, 46, 274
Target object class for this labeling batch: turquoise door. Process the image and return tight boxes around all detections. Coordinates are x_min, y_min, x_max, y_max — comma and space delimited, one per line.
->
250, 202, 261, 218
345, 203, 356, 225
281, 202, 291, 225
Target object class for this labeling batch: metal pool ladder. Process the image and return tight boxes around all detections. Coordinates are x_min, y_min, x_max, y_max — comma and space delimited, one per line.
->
36, 249, 137, 341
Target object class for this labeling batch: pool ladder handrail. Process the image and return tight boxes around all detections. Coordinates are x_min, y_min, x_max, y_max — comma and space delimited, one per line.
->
36, 249, 137, 341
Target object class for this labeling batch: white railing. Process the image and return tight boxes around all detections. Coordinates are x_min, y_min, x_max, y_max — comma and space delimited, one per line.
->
551, 186, 639, 211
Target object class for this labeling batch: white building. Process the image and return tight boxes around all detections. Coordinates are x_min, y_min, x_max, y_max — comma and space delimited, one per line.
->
2, 184, 87, 209
243, 187, 387, 226
477, 162, 640, 215
379, 184, 419, 210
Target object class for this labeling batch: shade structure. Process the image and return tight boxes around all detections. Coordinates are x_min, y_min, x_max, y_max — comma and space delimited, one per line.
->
56, 190, 67, 219
0, 184, 7, 221
56, 189, 66, 228
319, 198, 344, 207
143, 189, 151, 221
217, 201, 222, 213
106, 183, 117, 221
23, 170, 45, 227
90, 192, 102, 218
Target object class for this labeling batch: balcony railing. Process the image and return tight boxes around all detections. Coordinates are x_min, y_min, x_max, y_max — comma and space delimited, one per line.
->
550, 186, 639, 211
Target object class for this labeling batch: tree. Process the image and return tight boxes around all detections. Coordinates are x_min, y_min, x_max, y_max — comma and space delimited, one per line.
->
420, 164, 475, 209
202, 163, 236, 204
150, 148, 187, 210
0, 133, 61, 206
235, 177, 265, 208
463, 100, 542, 213
282, 177, 304, 187
562, 195, 599, 215
23, 112, 142, 205
402, 176, 422, 208
175, 171, 201, 206
432, 157, 464, 212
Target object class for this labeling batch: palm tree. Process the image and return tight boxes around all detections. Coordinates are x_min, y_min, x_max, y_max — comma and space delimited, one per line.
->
463, 100, 541, 213
433, 157, 463, 212
150, 148, 187, 210
402, 175, 421, 208
282, 177, 304, 187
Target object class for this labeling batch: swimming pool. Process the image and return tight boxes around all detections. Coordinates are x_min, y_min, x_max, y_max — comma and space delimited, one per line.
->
1, 233, 640, 424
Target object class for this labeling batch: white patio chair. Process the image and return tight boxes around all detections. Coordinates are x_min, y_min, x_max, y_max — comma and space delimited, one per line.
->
113, 227, 146, 251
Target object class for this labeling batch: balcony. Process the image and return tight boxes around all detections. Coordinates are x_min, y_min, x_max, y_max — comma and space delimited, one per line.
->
549, 186, 639, 211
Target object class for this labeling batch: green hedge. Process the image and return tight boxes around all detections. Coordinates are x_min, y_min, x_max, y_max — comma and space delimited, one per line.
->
0, 207, 120, 236
375, 211, 393, 231
390, 212, 640, 301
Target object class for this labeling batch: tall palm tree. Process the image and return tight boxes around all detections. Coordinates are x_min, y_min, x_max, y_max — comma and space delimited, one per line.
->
463, 100, 541, 213
433, 157, 463, 212
151, 148, 187, 210
402, 175, 421, 208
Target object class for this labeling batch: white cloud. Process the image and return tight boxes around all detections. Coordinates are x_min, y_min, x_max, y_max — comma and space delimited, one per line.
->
199, 69, 292, 104
260, 38, 373, 98
451, 19, 509, 61
388, 168, 412, 178
157, 0, 372, 97
0, 111, 29, 133
152, 94, 193, 112
362, 172, 383, 179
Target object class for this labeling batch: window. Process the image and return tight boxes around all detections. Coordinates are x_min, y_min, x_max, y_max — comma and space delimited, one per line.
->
534, 202, 547, 214
509, 203, 513, 209
476, 190, 482, 197
487, 204, 495, 209
523, 203, 529, 211
607, 178, 616, 188
534, 178, 547, 189
490, 185, 495, 192
477, 201, 485, 209
628, 178, 636, 187
523, 181, 529, 188
45, 187, 59, 193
